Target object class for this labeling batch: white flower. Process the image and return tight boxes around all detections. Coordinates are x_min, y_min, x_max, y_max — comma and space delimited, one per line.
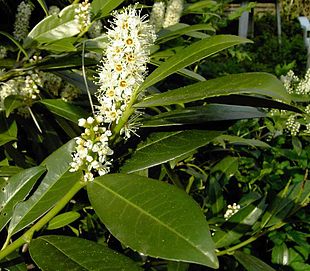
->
286, 114, 300, 136
48, 6, 60, 16
95, 5, 156, 128
0, 46, 7, 59
224, 203, 241, 220
13, 1, 33, 41
149, 1, 166, 32
163, 0, 183, 28
75, 0, 91, 32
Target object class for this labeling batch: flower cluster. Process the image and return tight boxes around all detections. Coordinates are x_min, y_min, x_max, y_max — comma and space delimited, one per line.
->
48, 5, 61, 16
224, 203, 241, 220
70, 116, 113, 182
149, 1, 166, 31
95, 5, 156, 125
281, 69, 310, 95
162, 0, 184, 28
75, 0, 91, 32
13, 1, 33, 41
286, 114, 301, 136
70, 6, 156, 182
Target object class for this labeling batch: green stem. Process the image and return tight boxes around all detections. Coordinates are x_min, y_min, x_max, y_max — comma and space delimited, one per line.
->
0, 180, 86, 260
216, 222, 286, 256
164, 164, 183, 189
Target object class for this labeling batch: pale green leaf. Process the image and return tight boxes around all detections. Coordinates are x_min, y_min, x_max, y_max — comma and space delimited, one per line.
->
91, 0, 126, 18
88, 173, 219, 268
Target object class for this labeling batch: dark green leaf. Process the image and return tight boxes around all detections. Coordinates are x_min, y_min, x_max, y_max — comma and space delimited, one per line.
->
0, 166, 46, 232
234, 251, 276, 271
0, 166, 22, 177
139, 35, 251, 91
167, 261, 189, 271
0, 121, 17, 147
39, 99, 87, 123
8, 140, 81, 236
136, 73, 290, 107
30, 235, 142, 271
142, 105, 265, 127
88, 173, 218, 268
47, 211, 80, 230
121, 130, 221, 173
271, 243, 289, 265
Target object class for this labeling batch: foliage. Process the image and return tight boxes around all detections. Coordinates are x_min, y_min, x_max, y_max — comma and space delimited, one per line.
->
0, 1, 308, 271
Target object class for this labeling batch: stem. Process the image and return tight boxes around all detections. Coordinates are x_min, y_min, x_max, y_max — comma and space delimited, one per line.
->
216, 222, 286, 256
0, 180, 86, 260
164, 164, 183, 189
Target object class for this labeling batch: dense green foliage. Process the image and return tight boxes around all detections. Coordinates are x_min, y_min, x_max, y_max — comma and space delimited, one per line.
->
0, 1, 309, 271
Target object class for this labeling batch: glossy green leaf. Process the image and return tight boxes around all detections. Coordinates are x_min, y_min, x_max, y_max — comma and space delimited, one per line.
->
0, 166, 22, 177
156, 23, 215, 44
24, 5, 80, 47
142, 105, 265, 127
8, 140, 81, 236
208, 176, 224, 215
234, 251, 276, 271
39, 99, 87, 123
30, 235, 142, 271
0, 166, 46, 232
88, 173, 219, 268
121, 130, 221, 173
214, 198, 266, 248
92, 0, 125, 18
211, 156, 238, 177
139, 35, 250, 91
4, 96, 25, 117
47, 211, 80, 230
261, 181, 310, 228
0, 251, 27, 271
136, 73, 290, 107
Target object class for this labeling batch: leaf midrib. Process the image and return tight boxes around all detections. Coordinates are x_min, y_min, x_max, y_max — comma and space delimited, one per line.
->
94, 180, 210, 259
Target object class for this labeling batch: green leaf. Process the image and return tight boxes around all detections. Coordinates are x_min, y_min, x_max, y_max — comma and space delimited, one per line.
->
47, 211, 80, 230
139, 35, 251, 91
0, 121, 17, 147
234, 251, 276, 271
261, 181, 310, 228
0, 251, 27, 271
91, 0, 126, 18
167, 261, 190, 271
88, 173, 219, 268
271, 243, 290, 265
0, 31, 29, 59
142, 105, 265, 127
39, 99, 87, 123
4, 95, 25, 117
7, 140, 81, 236
24, 5, 80, 47
156, 23, 215, 44
211, 156, 239, 177
35, 0, 48, 16
214, 198, 266, 248
0, 166, 46, 232
215, 135, 271, 148
39, 38, 77, 52
30, 235, 142, 271
121, 130, 221, 173
0, 166, 22, 177
136, 73, 290, 107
